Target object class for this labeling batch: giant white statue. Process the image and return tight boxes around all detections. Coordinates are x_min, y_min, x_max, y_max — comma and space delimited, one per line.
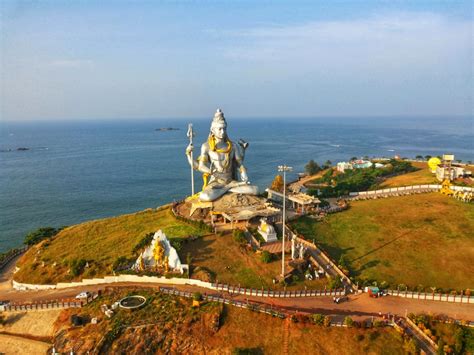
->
186, 109, 258, 202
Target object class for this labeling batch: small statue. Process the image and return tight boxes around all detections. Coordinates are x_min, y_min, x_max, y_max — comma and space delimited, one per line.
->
153, 241, 165, 271
186, 109, 258, 202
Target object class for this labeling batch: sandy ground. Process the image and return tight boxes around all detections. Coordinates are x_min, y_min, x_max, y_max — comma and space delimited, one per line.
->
0, 334, 51, 354
0, 309, 61, 337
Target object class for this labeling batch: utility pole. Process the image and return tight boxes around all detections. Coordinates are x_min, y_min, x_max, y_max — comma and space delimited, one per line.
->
278, 165, 292, 278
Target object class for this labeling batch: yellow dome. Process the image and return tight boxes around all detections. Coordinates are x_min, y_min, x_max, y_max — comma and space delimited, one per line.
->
428, 157, 441, 173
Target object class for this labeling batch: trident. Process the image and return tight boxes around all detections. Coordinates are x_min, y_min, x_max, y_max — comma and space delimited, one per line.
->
187, 123, 195, 195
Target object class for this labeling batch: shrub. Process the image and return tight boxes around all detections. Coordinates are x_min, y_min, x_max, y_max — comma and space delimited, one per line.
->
132, 232, 155, 254
368, 331, 380, 341
233, 230, 247, 244
354, 334, 364, 342
70, 259, 87, 277
232, 348, 263, 355
328, 276, 342, 289
344, 316, 354, 327
170, 239, 183, 251
24, 227, 59, 246
113, 256, 135, 272
373, 320, 384, 328
193, 292, 202, 301
311, 313, 325, 325
260, 251, 273, 263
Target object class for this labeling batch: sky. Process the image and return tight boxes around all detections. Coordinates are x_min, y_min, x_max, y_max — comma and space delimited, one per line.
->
0, 0, 472, 121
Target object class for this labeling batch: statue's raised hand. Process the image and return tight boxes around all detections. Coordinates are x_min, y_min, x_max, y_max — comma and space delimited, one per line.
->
240, 168, 249, 183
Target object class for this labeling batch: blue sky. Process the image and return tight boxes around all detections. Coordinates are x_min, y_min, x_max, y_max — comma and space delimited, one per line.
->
0, 0, 472, 120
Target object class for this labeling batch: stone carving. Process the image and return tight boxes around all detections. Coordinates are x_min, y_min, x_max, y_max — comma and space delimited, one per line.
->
258, 218, 278, 242
186, 109, 258, 202
133, 230, 186, 274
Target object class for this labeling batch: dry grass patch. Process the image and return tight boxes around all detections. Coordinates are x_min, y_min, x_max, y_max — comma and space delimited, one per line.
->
0, 334, 51, 354
181, 232, 327, 290
380, 162, 437, 187
292, 193, 474, 290
0, 310, 61, 337
15, 207, 208, 284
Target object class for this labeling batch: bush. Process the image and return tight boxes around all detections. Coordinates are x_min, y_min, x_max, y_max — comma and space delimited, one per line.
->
170, 239, 183, 251
233, 230, 247, 244
132, 232, 155, 254
24, 227, 59, 246
260, 250, 273, 263
232, 348, 263, 355
354, 334, 364, 341
113, 256, 135, 272
344, 316, 354, 327
328, 276, 342, 289
70, 258, 87, 277
368, 331, 380, 341
193, 292, 202, 301
311, 313, 325, 325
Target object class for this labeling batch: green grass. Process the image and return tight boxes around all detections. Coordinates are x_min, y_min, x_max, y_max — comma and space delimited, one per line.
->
15, 207, 209, 284
291, 193, 474, 291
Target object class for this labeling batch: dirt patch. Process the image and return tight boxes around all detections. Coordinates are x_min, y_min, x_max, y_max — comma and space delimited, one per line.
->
0, 309, 61, 337
0, 334, 51, 354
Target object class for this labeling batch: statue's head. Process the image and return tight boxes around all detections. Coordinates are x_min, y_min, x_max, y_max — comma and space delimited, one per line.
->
210, 108, 227, 140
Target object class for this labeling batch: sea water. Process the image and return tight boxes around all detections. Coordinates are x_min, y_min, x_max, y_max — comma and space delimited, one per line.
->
0, 116, 472, 252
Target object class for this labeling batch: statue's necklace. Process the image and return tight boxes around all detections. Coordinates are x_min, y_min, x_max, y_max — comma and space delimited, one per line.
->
209, 135, 232, 154
215, 140, 232, 154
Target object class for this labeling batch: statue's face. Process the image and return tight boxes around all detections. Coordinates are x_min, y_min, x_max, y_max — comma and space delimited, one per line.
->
211, 122, 227, 140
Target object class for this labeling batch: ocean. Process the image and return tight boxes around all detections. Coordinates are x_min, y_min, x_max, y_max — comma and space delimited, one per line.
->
0, 116, 472, 252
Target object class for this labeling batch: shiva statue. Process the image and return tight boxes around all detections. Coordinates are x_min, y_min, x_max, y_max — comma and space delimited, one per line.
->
186, 109, 258, 202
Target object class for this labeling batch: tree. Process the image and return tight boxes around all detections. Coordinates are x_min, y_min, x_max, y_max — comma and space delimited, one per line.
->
24, 227, 59, 246
425, 155, 432, 160
270, 174, 284, 192
323, 160, 332, 169
305, 159, 321, 175
350, 157, 358, 162
415, 155, 423, 160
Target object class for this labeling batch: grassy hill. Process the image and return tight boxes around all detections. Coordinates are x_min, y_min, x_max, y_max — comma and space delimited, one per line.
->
15, 207, 209, 284
379, 162, 438, 187
291, 193, 474, 291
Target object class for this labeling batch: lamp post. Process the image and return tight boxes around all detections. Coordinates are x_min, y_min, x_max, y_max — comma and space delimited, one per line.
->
278, 165, 292, 278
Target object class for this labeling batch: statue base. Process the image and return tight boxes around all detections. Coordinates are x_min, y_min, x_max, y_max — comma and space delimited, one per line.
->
174, 192, 280, 228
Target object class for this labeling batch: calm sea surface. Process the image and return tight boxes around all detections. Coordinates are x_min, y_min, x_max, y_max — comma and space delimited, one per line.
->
0, 117, 472, 252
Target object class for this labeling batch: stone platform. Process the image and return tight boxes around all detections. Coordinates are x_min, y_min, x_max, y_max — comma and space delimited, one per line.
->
175, 192, 280, 226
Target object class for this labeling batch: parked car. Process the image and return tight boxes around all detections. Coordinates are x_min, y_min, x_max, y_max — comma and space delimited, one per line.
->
75, 291, 91, 299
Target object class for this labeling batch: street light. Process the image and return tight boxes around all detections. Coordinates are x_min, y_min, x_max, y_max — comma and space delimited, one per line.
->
278, 164, 292, 278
